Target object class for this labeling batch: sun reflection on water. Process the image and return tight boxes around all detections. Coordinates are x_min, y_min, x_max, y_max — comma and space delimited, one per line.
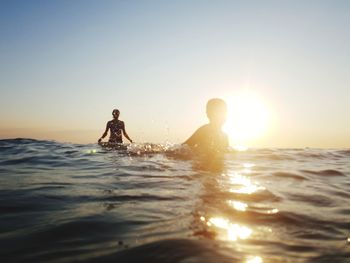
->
201, 216, 252, 241
228, 173, 265, 194
267, 208, 279, 214
228, 200, 248, 211
233, 145, 248, 151
243, 163, 255, 168
246, 256, 263, 263
242, 163, 255, 174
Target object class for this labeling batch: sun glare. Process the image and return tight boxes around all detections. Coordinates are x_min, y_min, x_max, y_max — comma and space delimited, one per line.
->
208, 217, 252, 241
224, 91, 270, 148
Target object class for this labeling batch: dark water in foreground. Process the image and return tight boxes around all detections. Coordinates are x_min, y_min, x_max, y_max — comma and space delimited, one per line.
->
1, 139, 350, 263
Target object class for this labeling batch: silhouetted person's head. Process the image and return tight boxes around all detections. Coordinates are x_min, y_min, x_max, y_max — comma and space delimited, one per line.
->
112, 109, 120, 119
206, 98, 227, 127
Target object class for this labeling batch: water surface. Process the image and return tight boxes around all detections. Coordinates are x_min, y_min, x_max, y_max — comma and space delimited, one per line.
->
0, 139, 349, 262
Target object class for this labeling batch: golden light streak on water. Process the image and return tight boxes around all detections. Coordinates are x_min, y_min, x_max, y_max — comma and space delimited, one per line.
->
233, 145, 248, 151
209, 217, 229, 229
267, 208, 279, 214
243, 163, 255, 168
246, 256, 263, 263
208, 217, 252, 241
228, 173, 265, 194
228, 200, 248, 211
242, 163, 255, 174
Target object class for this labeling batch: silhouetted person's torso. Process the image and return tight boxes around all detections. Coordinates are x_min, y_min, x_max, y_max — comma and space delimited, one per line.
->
185, 124, 228, 152
108, 120, 124, 143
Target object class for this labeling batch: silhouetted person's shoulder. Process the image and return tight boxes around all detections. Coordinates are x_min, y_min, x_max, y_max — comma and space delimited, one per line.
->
184, 124, 210, 147
184, 124, 228, 152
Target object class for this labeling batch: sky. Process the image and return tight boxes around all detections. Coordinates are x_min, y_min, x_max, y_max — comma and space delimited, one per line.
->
1, 0, 350, 148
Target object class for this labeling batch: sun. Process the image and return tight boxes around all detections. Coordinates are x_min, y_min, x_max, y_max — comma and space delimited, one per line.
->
223, 91, 270, 148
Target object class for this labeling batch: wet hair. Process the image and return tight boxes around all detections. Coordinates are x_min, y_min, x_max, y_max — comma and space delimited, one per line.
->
112, 109, 120, 115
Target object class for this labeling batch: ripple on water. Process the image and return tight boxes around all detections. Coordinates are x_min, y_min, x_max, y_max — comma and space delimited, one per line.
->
272, 172, 308, 181
286, 193, 334, 207
300, 169, 345, 177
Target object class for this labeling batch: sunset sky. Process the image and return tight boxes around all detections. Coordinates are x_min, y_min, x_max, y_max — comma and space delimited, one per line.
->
1, 0, 350, 148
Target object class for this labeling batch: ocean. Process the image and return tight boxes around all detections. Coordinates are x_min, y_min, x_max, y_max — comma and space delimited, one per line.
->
0, 138, 349, 263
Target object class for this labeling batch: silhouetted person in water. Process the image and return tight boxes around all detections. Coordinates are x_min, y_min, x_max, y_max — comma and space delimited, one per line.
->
184, 98, 229, 152
98, 109, 133, 144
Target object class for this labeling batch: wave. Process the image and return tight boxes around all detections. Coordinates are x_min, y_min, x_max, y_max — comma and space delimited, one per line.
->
301, 169, 346, 177
272, 172, 307, 180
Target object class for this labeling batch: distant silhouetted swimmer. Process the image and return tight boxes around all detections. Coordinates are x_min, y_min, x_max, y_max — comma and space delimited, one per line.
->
98, 109, 133, 143
184, 98, 229, 152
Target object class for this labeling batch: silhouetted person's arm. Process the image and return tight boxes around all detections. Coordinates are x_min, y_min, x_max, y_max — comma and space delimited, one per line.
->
122, 122, 133, 143
98, 122, 110, 143
183, 126, 206, 147
184, 130, 198, 146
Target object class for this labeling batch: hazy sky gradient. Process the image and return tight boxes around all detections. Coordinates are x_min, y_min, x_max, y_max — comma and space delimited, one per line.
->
1, 0, 350, 147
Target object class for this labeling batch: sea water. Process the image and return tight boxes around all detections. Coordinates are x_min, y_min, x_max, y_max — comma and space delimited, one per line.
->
0, 138, 349, 262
